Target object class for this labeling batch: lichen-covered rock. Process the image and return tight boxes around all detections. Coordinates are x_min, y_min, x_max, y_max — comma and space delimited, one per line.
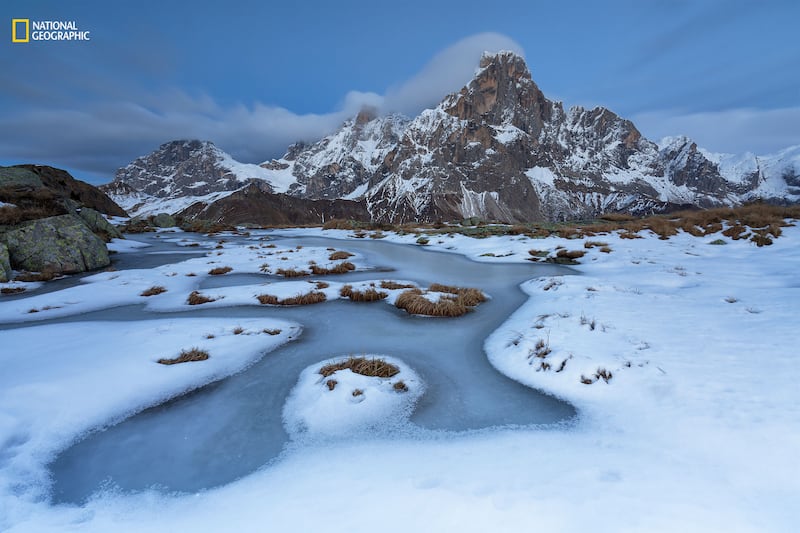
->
0, 166, 44, 189
0, 242, 11, 282
151, 212, 176, 228
1, 214, 109, 274
78, 207, 123, 240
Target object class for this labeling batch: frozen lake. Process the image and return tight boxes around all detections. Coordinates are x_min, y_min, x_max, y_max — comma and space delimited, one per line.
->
12, 232, 578, 503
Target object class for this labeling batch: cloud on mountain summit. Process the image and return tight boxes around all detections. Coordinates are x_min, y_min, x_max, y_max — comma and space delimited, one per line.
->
0, 32, 522, 184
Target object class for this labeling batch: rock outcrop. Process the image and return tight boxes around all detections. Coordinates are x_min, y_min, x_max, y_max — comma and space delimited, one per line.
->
78, 207, 123, 240
177, 182, 369, 226
0, 242, 11, 282
1, 215, 110, 274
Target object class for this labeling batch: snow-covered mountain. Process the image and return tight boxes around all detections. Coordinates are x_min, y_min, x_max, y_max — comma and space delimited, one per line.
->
102, 140, 296, 217
105, 52, 800, 223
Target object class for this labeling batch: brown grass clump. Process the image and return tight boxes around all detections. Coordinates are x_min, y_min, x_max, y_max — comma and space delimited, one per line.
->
556, 249, 586, 260
319, 356, 400, 378
233, 326, 245, 335
259, 291, 327, 306
310, 261, 355, 275
187, 291, 216, 305
1, 287, 26, 295
263, 328, 281, 335
322, 218, 358, 230
314, 281, 330, 289
13, 269, 59, 282
140, 285, 167, 297
600, 212, 636, 222
326, 379, 338, 391
393, 381, 409, 392
157, 347, 209, 365
584, 241, 609, 249
395, 288, 470, 317
340, 284, 388, 302
428, 283, 488, 306
380, 280, 416, 290
276, 267, 310, 278
328, 250, 354, 260
280, 291, 327, 306
208, 266, 233, 275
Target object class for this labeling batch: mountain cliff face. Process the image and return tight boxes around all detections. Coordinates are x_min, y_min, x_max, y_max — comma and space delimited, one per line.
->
105, 52, 800, 223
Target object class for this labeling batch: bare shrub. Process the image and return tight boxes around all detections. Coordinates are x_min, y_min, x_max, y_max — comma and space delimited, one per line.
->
319, 356, 400, 378
158, 347, 209, 365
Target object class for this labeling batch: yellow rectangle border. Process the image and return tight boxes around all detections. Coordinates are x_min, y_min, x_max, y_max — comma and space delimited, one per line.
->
12, 19, 29, 43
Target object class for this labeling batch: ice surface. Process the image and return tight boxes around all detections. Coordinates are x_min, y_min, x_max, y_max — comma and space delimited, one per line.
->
2, 222, 799, 532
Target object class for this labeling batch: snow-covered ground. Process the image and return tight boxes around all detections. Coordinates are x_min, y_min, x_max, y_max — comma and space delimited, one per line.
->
1, 221, 798, 532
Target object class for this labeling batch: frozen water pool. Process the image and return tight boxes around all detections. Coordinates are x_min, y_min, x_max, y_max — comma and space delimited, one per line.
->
26, 232, 578, 503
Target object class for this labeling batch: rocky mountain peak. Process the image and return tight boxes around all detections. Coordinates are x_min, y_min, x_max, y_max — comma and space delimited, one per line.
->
442, 51, 558, 139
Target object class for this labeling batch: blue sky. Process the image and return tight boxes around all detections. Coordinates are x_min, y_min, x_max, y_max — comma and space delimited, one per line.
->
1, 0, 798, 184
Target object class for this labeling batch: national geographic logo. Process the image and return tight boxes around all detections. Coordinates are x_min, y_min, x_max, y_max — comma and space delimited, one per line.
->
11, 19, 91, 43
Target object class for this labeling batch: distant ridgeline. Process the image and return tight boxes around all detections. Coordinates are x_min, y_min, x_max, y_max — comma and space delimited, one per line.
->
97, 52, 798, 225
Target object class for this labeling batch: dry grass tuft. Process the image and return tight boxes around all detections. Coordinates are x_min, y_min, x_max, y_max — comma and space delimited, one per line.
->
187, 291, 217, 305
1, 287, 26, 295
314, 281, 330, 289
326, 379, 337, 391
158, 347, 209, 365
258, 291, 327, 306
328, 250, 354, 261
319, 356, 400, 378
276, 267, 310, 278
340, 284, 388, 302
208, 266, 233, 275
380, 280, 416, 290
395, 284, 486, 317
393, 381, 409, 392
584, 241, 609, 249
310, 261, 356, 275
263, 328, 282, 335
233, 326, 245, 335
256, 294, 279, 305
140, 285, 167, 297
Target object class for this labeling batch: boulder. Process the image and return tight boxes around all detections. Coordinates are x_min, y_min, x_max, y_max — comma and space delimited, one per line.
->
78, 207, 123, 240
1, 214, 109, 274
0, 166, 44, 189
151, 212, 177, 228
0, 242, 11, 282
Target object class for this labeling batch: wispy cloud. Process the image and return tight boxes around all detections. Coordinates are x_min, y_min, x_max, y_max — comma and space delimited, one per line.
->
0, 32, 523, 183
632, 106, 800, 155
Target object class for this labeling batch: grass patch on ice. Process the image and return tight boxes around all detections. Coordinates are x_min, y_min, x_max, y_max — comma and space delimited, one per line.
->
208, 266, 233, 275
157, 347, 209, 365
319, 356, 400, 378
340, 284, 388, 302
395, 284, 487, 317
257, 291, 327, 306
187, 291, 218, 305
140, 285, 167, 297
